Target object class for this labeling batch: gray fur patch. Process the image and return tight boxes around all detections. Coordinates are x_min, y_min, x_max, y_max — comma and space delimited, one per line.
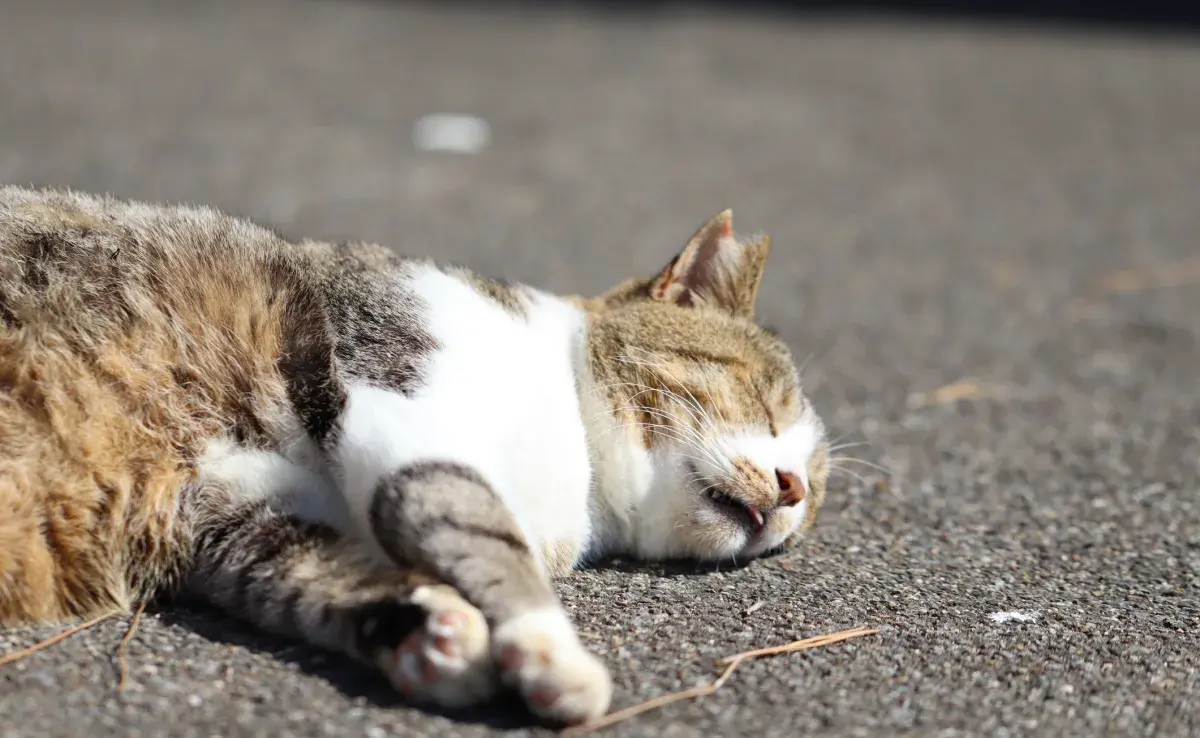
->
369, 461, 555, 623
185, 490, 429, 663
442, 265, 529, 319
310, 243, 440, 396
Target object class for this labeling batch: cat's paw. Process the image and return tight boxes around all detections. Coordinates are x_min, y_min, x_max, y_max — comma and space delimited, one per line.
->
493, 609, 612, 726
377, 585, 495, 707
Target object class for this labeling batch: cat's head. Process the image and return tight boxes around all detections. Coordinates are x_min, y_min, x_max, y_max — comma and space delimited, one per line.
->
584, 210, 828, 563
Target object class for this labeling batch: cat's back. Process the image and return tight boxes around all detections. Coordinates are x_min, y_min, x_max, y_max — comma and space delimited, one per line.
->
0, 185, 280, 243
0, 188, 312, 623
0, 187, 291, 308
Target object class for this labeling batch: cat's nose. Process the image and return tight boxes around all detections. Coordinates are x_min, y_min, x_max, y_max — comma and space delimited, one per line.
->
775, 469, 806, 507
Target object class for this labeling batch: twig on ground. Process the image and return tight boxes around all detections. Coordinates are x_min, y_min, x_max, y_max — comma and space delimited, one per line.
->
715, 627, 877, 665
1070, 255, 1200, 320
562, 626, 879, 735
1092, 255, 1200, 296
117, 602, 147, 693
0, 611, 120, 667
907, 378, 999, 408
742, 601, 765, 617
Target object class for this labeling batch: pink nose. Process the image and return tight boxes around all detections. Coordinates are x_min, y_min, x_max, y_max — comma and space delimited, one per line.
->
776, 469, 805, 507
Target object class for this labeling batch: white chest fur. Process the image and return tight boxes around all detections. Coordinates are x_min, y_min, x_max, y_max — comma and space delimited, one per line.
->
335, 267, 594, 572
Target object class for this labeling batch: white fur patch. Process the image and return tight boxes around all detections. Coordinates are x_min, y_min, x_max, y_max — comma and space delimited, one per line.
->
334, 267, 594, 570
574, 362, 656, 558
493, 606, 577, 645
195, 438, 347, 528
492, 606, 612, 723
718, 405, 823, 493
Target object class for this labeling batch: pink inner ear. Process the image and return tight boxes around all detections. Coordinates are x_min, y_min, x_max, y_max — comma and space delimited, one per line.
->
649, 257, 680, 299
650, 209, 736, 303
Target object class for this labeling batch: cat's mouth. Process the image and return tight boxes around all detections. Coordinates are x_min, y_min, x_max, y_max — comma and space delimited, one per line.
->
686, 463, 765, 534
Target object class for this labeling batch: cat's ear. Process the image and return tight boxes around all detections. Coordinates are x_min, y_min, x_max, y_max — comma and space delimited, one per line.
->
648, 209, 770, 319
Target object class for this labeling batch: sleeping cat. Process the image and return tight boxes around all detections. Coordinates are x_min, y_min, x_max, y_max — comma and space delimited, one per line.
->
0, 187, 828, 725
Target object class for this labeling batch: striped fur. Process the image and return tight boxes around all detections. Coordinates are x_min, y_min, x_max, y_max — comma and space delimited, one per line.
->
0, 188, 827, 725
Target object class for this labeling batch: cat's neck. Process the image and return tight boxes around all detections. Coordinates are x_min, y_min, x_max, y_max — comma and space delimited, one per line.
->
568, 311, 654, 561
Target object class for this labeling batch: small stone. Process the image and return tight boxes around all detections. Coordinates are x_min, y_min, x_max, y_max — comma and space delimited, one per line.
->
412, 114, 490, 154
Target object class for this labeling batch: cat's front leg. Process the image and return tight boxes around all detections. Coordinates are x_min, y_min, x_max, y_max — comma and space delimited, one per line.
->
367, 461, 612, 726
185, 490, 496, 708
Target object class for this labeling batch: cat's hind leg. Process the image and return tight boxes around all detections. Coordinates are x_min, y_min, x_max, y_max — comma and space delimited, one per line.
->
186, 487, 495, 707
368, 461, 612, 725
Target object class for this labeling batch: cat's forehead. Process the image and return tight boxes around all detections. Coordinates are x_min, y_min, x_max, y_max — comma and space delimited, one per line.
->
670, 312, 797, 389
618, 302, 791, 367
605, 304, 803, 430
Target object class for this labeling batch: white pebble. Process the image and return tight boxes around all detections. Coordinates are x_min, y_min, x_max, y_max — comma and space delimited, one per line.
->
988, 611, 1038, 623
412, 114, 490, 154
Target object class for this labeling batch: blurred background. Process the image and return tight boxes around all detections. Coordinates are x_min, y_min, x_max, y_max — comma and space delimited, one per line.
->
1, 2, 1197, 736
4, 0, 1195, 444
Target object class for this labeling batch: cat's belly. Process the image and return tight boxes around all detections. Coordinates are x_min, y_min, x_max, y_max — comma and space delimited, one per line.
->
496, 420, 592, 574
336, 266, 595, 573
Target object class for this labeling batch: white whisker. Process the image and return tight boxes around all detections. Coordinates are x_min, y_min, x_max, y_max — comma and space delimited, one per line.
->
829, 456, 892, 476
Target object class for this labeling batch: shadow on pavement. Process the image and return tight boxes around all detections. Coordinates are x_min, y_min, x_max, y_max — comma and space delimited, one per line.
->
352, 0, 1200, 34
151, 600, 537, 730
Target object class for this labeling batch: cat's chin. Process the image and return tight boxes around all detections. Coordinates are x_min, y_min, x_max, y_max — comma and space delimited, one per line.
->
677, 530, 762, 564
740, 534, 793, 561
683, 510, 801, 564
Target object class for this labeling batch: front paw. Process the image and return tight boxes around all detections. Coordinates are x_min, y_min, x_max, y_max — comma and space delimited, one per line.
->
492, 609, 612, 725
375, 585, 495, 707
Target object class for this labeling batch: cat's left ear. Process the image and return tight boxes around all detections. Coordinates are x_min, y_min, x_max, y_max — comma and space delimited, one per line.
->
648, 209, 771, 319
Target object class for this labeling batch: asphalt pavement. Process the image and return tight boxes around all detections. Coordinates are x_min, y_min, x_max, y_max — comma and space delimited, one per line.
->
0, 1, 1197, 736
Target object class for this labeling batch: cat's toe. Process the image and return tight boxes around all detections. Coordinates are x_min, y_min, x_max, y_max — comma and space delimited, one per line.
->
378, 585, 495, 707
493, 609, 612, 726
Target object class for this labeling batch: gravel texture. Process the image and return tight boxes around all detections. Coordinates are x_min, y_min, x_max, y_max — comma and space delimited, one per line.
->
1, 1, 1197, 736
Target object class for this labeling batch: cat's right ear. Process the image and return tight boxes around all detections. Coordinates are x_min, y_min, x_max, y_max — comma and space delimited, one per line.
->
647, 210, 770, 319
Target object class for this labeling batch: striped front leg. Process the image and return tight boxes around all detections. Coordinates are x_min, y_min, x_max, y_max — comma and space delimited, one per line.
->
185, 499, 495, 707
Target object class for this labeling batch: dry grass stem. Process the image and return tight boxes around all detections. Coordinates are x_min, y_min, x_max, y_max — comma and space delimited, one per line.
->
1093, 255, 1200, 296
1069, 255, 1200, 322
907, 378, 999, 408
117, 602, 147, 693
0, 611, 120, 667
715, 626, 878, 664
563, 626, 878, 734
742, 601, 765, 617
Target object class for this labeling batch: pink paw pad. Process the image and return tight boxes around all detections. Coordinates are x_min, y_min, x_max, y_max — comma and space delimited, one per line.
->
493, 611, 613, 725
380, 586, 495, 708
499, 644, 525, 671
529, 688, 560, 709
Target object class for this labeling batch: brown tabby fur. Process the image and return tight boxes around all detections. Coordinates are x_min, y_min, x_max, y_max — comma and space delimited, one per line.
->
0, 190, 309, 622
0, 189, 826, 649
0, 185, 832, 727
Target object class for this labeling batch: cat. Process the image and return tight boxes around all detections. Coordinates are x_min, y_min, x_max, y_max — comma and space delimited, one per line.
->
0, 186, 828, 725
